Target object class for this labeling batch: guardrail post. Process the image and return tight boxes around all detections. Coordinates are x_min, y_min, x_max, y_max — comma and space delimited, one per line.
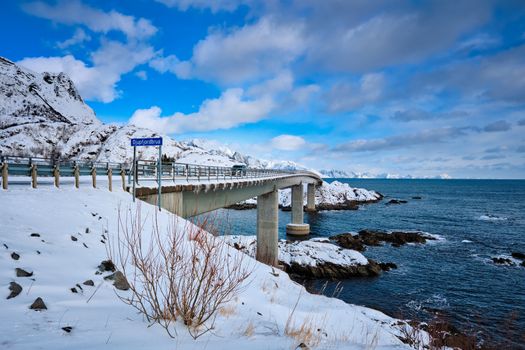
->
53, 165, 60, 188
74, 165, 80, 188
108, 168, 113, 192
1, 162, 7, 190
31, 163, 37, 189
91, 166, 96, 188
120, 168, 126, 191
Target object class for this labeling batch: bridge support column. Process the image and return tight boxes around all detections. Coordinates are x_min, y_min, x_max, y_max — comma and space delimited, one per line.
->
256, 189, 279, 266
286, 184, 310, 236
306, 183, 316, 212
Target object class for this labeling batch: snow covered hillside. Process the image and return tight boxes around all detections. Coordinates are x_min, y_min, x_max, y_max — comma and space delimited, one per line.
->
0, 186, 412, 349
0, 57, 318, 175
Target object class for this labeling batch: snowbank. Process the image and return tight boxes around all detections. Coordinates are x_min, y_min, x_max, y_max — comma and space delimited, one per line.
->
0, 186, 410, 349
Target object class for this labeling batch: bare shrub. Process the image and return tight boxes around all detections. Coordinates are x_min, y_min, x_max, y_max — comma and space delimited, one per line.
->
108, 204, 252, 339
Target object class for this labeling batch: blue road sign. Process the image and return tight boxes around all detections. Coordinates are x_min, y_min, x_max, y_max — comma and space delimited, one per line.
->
131, 137, 163, 146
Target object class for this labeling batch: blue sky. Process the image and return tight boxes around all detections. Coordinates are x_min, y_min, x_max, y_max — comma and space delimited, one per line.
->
2, 0, 525, 178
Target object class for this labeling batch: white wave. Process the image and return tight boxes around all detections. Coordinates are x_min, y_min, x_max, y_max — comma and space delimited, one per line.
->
478, 214, 508, 221
461, 240, 472, 243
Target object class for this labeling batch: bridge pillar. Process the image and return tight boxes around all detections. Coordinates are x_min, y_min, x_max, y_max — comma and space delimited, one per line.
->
256, 189, 279, 266
286, 184, 310, 236
306, 183, 316, 212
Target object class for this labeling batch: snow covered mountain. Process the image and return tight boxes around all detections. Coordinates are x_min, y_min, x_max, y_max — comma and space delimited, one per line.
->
0, 56, 316, 172
320, 169, 452, 179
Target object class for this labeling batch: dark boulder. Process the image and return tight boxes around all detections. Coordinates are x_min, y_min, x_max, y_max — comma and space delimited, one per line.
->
11, 252, 20, 260
226, 203, 257, 210
283, 258, 383, 279
97, 260, 116, 273
492, 257, 515, 266
329, 233, 366, 251
7, 282, 22, 299
511, 252, 525, 260
104, 271, 130, 291
379, 262, 398, 271
15, 268, 33, 277
386, 199, 408, 205
83, 279, 95, 286
30, 297, 47, 310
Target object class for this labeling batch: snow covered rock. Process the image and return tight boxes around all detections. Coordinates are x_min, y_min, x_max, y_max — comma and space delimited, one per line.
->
231, 181, 383, 210
223, 235, 386, 279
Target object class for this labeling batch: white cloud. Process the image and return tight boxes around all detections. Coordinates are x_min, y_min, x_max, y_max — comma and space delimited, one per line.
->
325, 73, 385, 112
23, 0, 157, 39
135, 71, 148, 80
18, 41, 155, 103
158, 17, 304, 84
149, 54, 192, 78
155, 0, 247, 13
56, 28, 91, 49
270, 135, 306, 151
129, 88, 274, 133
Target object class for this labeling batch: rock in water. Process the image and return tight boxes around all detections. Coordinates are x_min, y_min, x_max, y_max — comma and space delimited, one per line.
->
104, 271, 130, 290
7, 282, 22, 299
386, 199, 407, 205
30, 297, 47, 310
330, 233, 366, 251
511, 252, 525, 260
492, 257, 515, 266
15, 268, 33, 277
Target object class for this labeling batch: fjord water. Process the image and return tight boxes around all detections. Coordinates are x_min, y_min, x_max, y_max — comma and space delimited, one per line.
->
212, 179, 525, 342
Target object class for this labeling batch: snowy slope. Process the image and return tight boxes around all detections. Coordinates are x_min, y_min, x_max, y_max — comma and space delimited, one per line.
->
0, 186, 412, 349
0, 56, 319, 174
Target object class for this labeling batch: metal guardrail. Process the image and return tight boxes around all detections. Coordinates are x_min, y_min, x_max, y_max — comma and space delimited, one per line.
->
133, 160, 294, 183
0, 155, 298, 190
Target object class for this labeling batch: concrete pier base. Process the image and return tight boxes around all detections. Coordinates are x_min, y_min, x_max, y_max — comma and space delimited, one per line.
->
286, 184, 310, 236
256, 189, 279, 266
286, 223, 310, 236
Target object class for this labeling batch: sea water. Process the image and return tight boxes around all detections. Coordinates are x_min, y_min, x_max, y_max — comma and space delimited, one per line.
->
204, 179, 525, 343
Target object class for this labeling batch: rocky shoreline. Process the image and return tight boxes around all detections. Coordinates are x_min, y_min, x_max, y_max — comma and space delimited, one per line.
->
223, 230, 437, 280
227, 181, 384, 211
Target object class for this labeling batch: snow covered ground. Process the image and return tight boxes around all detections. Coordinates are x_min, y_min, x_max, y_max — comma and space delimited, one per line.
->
222, 235, 369, 268
0, 186, 412, 349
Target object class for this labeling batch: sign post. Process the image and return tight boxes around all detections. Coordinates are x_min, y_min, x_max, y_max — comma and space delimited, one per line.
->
130, 137, 163, 211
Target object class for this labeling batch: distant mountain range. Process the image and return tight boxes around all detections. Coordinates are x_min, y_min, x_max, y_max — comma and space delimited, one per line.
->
319, 169, 452, 179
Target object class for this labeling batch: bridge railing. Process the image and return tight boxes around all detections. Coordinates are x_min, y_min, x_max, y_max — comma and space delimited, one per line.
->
133, 160, 296, 184
0, 154, 301, 190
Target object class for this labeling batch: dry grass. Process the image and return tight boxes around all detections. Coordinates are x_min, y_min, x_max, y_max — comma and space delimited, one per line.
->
284, 292, 326, 348
108, 204, 253, 339
243, 321, 255, 337
218, 304, 236, 318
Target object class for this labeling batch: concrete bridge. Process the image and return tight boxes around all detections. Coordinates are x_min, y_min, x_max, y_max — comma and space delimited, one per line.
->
1, 155, 323, 266
135, 170, 322, 266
